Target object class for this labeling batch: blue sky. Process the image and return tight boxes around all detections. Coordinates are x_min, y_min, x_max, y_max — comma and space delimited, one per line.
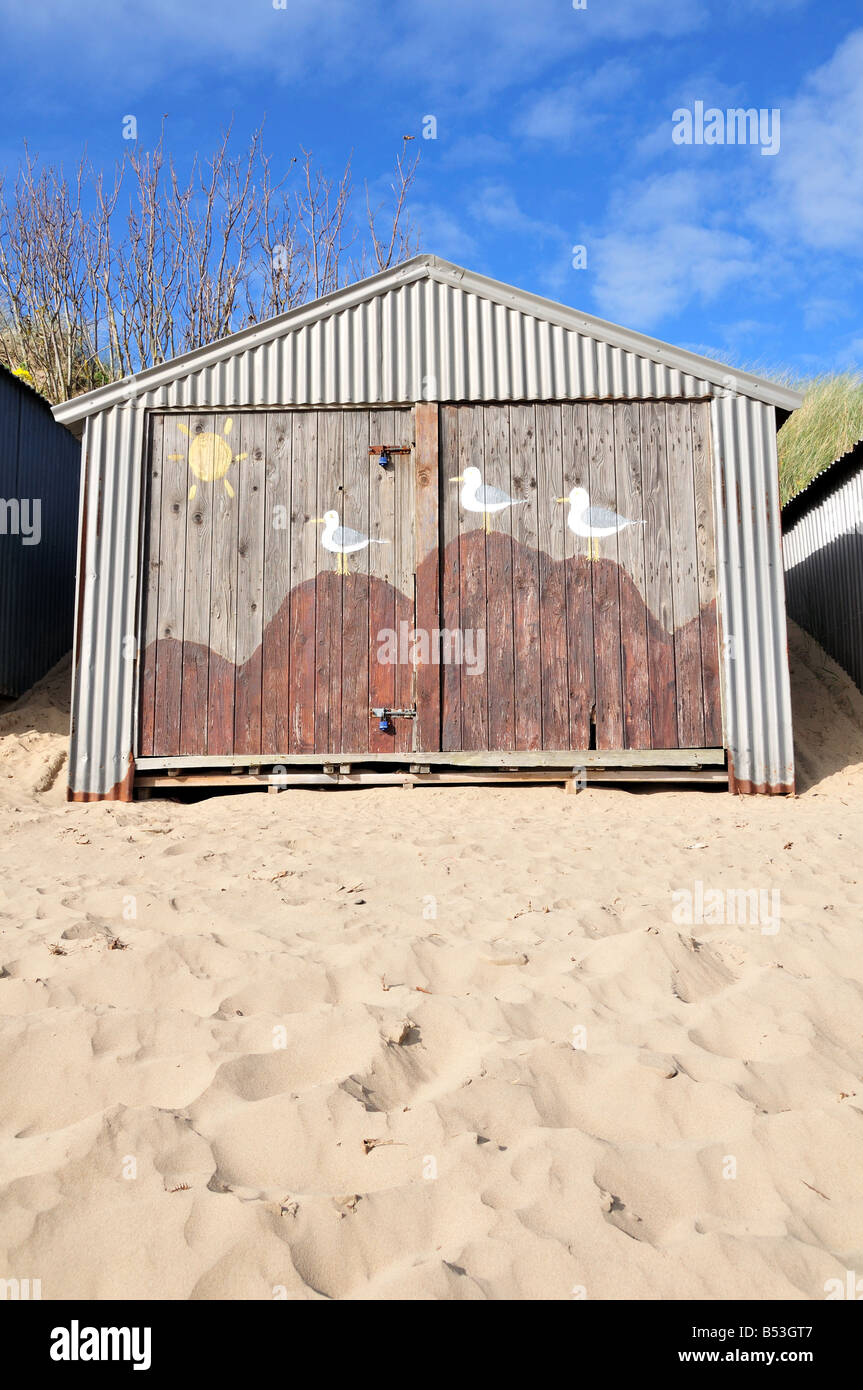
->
1, 0, 861, 379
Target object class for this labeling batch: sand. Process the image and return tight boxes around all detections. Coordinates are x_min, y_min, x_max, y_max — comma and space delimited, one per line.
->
1, 622, 862, 1301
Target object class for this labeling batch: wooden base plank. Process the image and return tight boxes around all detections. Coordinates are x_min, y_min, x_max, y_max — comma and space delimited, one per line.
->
135, 766, 728, 794
136, 747, 726, 770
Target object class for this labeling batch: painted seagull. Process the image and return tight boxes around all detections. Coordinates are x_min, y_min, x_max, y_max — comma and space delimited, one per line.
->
311, 509, 388, 574
557, 486, 645, 560
451, 465, 527, 533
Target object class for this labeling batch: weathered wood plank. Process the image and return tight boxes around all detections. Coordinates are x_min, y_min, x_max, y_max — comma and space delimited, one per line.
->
340, 410, 371, 753
561, 403, 594, 750
588, 404, 624, 750
138, 415, 163, 757
614, 401, 651, 749
393, 408, 416, 755
439, 405, 462, 751
510, 404, 542, 750
414, 403, 440, 753
457, 406, 488, 750
667, 402, 705, 748
314, 409, 343, 754
484, 404, 516, 751
207, 416, 241, 754
138, 745, 725, 769
368, 409, 396, 754
641, 402, 678, 747
288, 411, 318, 753
535, 404, 569, 749
153, 415, 189, 755
234, 413, 267, 755
179, 415, 214, 756
261, 413, 292, 752
691, 402, 723, 745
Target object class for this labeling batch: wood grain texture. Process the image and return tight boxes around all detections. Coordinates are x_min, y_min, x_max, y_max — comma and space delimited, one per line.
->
207, 421, 240, 754
510, 404, 541, 750
457, 406, 489, 750
138, 400, 722, 765
314, 410, 343, 753
340, 410, 370, 753
439, 405, 462, 752
484, 404, 516, 751
288, 411, 317, 753
138, 415, 163, 757
261, 413, 292, 752
152, 415, 190, 756
179, 415, 213, 756
691, 402, 723, 745
535, 404, 569, 749
562, 403, 595, 750
392, 408, 416, 755
368, 409, 397, 754
588, 404, 624, 750
667, 402, 705, 748
414, 403, 440, 754
233, 413, 267, 756
641, 402, 678, 748
614, 401, 651, 749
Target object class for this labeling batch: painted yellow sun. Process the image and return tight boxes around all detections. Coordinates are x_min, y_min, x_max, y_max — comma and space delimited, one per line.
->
168, 417, 247, 500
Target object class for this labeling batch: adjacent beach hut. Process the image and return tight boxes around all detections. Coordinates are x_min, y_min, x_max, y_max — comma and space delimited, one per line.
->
52, 255, 802, 800
0, 364, 80, 698
783, 438, 863, 691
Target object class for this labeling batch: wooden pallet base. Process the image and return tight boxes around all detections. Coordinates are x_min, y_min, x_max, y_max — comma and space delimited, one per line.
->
135, 766, 729, 796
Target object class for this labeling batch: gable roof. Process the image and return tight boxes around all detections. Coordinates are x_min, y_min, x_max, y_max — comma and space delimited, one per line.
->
52, 253, 803, 425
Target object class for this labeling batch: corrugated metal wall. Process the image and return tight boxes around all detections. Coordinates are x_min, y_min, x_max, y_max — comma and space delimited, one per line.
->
711, 396, 794, 793
64, 273, 795, 797
783, 462, 863, 692
0, 369, 80, 697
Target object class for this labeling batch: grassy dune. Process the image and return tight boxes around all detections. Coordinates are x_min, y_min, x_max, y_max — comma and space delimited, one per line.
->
777, 373, 863, 506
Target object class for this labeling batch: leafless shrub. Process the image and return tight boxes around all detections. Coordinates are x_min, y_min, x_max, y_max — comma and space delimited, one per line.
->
0, 126, 420, 403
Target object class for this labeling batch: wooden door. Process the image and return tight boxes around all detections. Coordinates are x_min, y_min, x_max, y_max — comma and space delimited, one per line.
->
439, 401, 722, 752
138, 408, 419, 758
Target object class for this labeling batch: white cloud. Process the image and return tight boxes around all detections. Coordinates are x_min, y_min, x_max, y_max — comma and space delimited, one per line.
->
511, 61, 637, 145
411, 202, 481, 262
0, 0, 706, 105
757, 28, 863, 251
439, 134, 513, 170
466, 181, 565, 244
589, 172, 757, 325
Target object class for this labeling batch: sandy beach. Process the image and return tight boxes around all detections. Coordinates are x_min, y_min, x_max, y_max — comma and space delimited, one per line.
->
1, 620, 862, 1301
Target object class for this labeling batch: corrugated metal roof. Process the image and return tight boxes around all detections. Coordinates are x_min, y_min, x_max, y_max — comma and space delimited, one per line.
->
52, 255, 804, 426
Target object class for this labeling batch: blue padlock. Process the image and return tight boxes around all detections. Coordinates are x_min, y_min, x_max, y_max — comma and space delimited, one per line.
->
378, 716, 390, 732
378, 449, 388, 469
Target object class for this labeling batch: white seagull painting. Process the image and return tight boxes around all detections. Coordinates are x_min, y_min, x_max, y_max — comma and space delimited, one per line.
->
310, 509, 388, 575
451, 465, 527, 532
557, 486, 645, 560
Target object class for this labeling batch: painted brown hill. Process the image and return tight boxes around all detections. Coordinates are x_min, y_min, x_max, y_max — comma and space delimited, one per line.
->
140, 532, 721, 759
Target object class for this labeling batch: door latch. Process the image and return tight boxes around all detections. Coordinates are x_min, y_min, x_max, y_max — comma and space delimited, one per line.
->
371, 706, 417, 732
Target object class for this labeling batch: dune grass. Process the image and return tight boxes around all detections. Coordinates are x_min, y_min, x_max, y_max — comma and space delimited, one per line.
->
777, 373, 863, 506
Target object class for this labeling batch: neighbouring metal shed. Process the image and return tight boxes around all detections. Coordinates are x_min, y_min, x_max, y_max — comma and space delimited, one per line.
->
0, 364, 81, 697
783, 438, 863, 691
52, 255, 802, 800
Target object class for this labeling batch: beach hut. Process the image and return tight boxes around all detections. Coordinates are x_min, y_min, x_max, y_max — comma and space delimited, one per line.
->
0, 364, 81, 698
783, 438, 863, 691
51, 255, 802, 800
